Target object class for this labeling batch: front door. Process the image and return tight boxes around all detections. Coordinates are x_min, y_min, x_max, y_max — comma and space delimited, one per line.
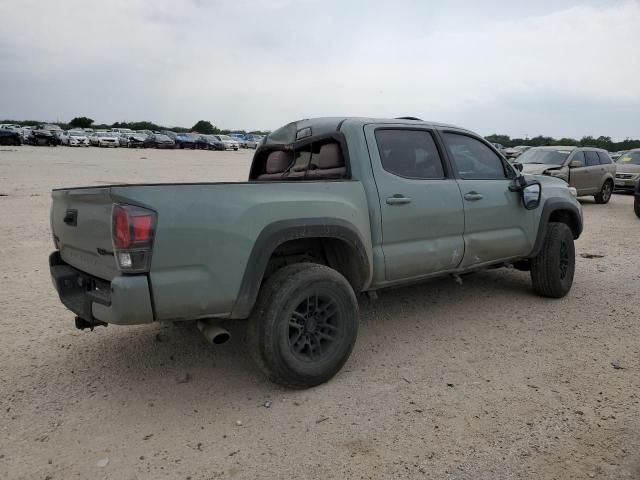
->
567, 150, 589, 193
365, 126, 465, 282
440, 132, 537, 268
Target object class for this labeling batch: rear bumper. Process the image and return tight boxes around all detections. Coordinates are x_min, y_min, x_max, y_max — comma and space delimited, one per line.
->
49, 251, 154, 325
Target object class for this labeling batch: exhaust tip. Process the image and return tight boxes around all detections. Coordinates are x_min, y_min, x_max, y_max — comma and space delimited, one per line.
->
212, 332, 231, 344
197, 320, 231, 345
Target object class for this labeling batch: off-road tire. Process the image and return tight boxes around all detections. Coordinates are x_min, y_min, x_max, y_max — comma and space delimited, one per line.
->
530, 222, 575, 298
594, 180, 613, 204
247, 263, 359, 388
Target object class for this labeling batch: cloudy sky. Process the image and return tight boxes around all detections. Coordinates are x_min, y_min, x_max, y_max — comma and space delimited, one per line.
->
1, 0, 639, 138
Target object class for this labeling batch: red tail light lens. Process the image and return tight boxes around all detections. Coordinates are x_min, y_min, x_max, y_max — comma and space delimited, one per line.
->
113, 206, 131, 248
132, 214, 153, 243
112, 204, 156, 272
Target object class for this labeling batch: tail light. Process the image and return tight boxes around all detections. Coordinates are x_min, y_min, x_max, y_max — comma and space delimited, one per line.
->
111, 204, 157, 272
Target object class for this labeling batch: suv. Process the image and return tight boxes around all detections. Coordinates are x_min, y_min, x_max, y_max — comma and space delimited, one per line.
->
614, 149, 640, 193
49, 117, 583, 388
517, 146, 616, 203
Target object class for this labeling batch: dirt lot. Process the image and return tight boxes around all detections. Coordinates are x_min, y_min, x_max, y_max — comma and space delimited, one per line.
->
0, 146, 638, 479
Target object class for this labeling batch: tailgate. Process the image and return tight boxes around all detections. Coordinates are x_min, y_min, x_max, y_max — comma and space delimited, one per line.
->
51, 188, 118, 280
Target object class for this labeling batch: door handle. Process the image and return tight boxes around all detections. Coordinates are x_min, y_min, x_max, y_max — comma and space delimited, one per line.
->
63, 209, 77, 226
464, 192, 483, 201
386, 195, 412, 205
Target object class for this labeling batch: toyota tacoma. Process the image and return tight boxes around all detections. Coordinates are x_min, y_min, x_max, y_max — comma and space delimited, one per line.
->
50, 117, 583, 387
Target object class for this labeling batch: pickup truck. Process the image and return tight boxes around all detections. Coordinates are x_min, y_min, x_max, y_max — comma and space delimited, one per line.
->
50, 117, 583, 388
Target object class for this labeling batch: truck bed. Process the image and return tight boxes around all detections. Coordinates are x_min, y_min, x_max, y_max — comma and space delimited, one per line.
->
51, 180, 373, 323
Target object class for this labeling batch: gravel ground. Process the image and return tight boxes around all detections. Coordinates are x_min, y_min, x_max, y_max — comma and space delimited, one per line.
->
0, 146, 638, 480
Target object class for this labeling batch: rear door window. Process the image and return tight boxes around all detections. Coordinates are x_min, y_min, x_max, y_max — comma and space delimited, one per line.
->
375, 129, 446, 179
585, 151, 600, 167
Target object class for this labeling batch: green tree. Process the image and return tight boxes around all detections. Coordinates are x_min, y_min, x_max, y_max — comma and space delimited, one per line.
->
191, 120, 216, 134
485, 134, 512, 146
69, 116, 94, 129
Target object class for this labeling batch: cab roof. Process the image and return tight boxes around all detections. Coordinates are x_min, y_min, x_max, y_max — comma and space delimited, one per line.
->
264, 116, 472, 145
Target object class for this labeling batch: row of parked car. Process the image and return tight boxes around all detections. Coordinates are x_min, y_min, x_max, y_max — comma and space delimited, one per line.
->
0, 124, 264, 151
502, 145, 640, 203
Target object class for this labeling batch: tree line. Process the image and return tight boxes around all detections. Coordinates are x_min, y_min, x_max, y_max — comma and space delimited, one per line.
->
0, 117, 271, 136
485, 133, 640, 152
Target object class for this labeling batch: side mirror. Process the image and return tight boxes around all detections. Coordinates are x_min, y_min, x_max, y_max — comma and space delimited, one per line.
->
569, 160, 583, 168
522, 182, 541, 210
513, 162, 523, 172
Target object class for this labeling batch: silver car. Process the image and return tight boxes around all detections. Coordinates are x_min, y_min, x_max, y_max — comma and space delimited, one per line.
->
614, 149, 640, 192
518, 146, 616, 203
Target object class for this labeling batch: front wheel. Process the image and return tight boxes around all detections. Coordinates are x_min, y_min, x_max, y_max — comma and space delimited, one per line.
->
634, 196, 640, 218
594, 180, 613, 204
247, 263, 359, 388
530, 222, 575, 298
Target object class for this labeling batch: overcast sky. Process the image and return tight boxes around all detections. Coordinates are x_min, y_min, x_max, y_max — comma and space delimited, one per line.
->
1, 0, 639, 138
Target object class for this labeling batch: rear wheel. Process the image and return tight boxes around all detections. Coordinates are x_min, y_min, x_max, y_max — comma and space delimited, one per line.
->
635, 196, 640, 218
530, 222, 575, 298
247, 263, 359, 388
594, 180, 613, 204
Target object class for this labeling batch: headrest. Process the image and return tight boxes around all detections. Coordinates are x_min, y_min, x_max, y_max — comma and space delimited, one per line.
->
317, 143, 344, 169
266, 151, 292, 174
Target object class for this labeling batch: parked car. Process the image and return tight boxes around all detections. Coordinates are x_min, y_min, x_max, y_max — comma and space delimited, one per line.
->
118, 132, 147, 148
28, 128, 58, 146
214, 134, 240, 150
193, 135, 211, 150
504, 145, 531, 160
0, 128, 23, 146
161, 131, 177, 142
20, 127, 33, 141
614, 149, 640, 192
245, 135, 264, 149
90, 132, 119, 148
49, 116, 582, 388
229, 134, 249, 148
203, 135, 225, 151
144, 133, 175, 149
517, 146, 616, 203
42, 124, 63, 134
174, 133, 197, 149
192, 135, 215, 150
64, 131, 90, 147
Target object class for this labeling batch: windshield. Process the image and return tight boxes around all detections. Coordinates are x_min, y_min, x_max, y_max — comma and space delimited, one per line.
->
69, 131, 85, 137
155, 134, 170, 141
517, 148, 572, 165
97, 132, 114, 137
218, 135, 232, 141
616, 151, 640, 165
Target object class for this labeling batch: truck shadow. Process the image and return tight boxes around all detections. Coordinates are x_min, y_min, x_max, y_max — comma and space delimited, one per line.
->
45, 266, 538, 403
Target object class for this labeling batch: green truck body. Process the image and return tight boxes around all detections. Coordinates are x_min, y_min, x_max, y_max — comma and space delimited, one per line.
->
50, 117, 583, 387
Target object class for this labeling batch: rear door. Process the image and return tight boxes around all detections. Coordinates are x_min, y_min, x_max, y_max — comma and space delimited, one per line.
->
364, 125, 465, 281
440, 131, 536, 268
583, 150, 603, 194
